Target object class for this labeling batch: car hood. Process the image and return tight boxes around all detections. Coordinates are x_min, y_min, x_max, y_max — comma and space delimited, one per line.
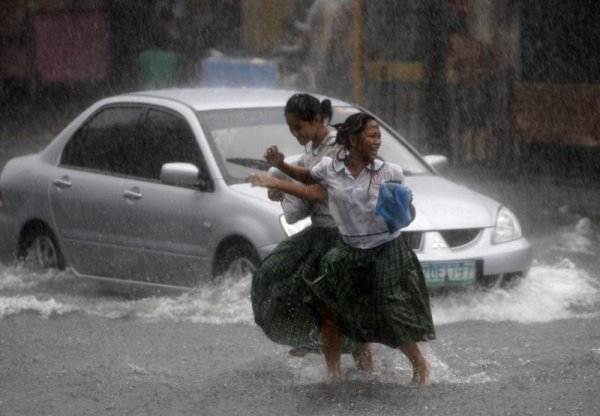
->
229, 176, 501, 231
229, 183, 281, 206
405, 175, 500, 231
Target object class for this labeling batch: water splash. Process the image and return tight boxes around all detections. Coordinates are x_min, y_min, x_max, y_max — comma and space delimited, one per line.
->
0, 267, 254, 323
0, 295, 78, 318
123, 277, 254, 324
284, 343, 497, 386
0, 264, 62, 291
1, 251, 598, 326
431, 258, 598, 325
556, 217, 595, 255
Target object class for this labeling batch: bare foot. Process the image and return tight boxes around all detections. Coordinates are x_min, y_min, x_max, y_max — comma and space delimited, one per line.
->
410, 359, 430, 386
327, 367, 342, 382
400, 341, 430, 386
353, 343, 374, 373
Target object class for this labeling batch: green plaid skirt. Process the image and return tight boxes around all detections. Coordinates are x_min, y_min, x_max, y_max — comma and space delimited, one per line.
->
252, 226, 358, 353
308, 236, 436, 348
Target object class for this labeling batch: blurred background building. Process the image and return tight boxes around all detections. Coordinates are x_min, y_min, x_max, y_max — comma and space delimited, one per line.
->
1, 0, 598, 165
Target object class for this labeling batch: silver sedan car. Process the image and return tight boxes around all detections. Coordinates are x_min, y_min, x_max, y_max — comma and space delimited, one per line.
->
0, 88, 531, 292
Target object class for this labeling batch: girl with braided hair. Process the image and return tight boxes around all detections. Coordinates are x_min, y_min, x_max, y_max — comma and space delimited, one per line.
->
249, 112, 435, 385
251, 94, 373, 378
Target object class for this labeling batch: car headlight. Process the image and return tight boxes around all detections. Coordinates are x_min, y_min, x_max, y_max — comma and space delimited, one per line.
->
492, 206, 523, 244
280, 215, 312, 237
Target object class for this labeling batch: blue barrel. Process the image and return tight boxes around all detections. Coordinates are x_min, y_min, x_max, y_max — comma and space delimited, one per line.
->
200, 57, 278, 88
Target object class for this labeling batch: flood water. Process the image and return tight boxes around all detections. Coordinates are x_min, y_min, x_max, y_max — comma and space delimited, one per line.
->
1, 243, 597, 326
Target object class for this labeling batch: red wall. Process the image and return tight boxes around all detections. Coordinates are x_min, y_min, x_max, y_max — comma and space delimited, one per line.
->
34, 10, 109, 82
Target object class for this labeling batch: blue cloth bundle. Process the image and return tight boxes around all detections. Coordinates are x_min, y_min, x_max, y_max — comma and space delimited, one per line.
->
375, 182, 413, 233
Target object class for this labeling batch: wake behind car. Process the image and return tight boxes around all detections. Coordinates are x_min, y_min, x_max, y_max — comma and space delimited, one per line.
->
0, 88, 532, 291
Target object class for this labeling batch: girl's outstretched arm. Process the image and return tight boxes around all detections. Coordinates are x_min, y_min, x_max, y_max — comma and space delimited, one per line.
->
264, 146, 317, 184
248, 172, 327, 202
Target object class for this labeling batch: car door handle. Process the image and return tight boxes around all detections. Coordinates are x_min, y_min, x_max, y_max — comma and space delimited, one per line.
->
52, 176, 72, 189
123, 189, 143, 200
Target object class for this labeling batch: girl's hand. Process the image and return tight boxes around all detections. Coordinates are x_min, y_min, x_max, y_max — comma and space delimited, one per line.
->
268, 188, 284, 201
247, 172, 272, 188
264, 146, 285, 168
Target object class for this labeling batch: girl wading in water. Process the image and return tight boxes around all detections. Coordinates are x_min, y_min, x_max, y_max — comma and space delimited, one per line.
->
251, 94, 373, 378
249, 112, 435, 384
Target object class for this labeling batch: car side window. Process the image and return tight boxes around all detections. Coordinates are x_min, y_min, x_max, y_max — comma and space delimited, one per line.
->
61, 106, 143, 174
135, 108, 205, 181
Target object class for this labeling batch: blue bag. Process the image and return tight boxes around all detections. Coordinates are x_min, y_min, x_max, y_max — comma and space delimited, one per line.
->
375, 182, 413, 233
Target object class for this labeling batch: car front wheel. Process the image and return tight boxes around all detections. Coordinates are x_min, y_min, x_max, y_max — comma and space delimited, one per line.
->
20, 227, 65, 271
213, 242, 259, 283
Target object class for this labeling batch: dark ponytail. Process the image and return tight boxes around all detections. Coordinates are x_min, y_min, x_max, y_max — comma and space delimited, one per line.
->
285, 93, 333, 124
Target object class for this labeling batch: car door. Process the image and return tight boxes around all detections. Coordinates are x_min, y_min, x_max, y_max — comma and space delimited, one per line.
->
49, 105, 144, 278
116, 107, 215, 287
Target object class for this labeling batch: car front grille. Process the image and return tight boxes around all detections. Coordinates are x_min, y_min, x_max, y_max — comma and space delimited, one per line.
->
402, 229, 483, 251
439, 228, 482, 248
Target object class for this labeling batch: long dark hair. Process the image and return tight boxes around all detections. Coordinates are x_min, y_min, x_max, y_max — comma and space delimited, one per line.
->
284, 93, 333, 124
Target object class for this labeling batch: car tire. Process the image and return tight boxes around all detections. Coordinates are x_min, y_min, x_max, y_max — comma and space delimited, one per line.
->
20, 227, 65, 271
213, 242, 259, 283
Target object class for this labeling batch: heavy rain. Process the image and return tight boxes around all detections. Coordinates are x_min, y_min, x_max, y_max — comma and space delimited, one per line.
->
1, 1, 599, 415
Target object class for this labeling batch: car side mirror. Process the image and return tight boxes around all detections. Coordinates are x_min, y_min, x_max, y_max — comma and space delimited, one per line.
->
160, 163, 201, 187
423, 154, 449, 175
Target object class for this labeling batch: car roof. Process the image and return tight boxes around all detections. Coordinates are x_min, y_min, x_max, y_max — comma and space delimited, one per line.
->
126, 88, 354, 112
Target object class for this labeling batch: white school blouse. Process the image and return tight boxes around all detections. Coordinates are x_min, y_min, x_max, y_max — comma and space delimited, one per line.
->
311, 156, 405, 249
269, 131, 340, 228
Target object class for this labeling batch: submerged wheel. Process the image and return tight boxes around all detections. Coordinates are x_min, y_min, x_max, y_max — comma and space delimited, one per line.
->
20, 227, 65, 271
213, 242, 259, 282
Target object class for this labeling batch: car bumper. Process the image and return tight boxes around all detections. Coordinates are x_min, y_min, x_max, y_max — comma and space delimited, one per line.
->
414, 227, 532, 279
259, 228, 533, 287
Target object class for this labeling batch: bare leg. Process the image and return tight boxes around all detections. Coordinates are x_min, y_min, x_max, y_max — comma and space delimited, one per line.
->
400, 341, 429, 385
352, 343, 374, 373
321, 307, 342, 380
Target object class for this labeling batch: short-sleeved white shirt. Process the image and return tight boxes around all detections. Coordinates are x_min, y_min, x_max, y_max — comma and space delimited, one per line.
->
311, 156, 406, 249
269, 131, 340, 228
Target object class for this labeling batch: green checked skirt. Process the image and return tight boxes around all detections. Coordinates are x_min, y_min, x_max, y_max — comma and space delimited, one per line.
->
252, 226, 358, 353
308, 235, 436, 348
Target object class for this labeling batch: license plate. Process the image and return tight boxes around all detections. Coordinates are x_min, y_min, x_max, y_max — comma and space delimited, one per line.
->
421, 260, 476, 287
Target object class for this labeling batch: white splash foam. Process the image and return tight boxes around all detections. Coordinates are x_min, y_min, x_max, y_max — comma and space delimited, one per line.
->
0, 295, 78, 318
557, 217, 595, 254
372, 344, 495, 385
432, 258, 599, 325
0, 265, 62, 290
49, 274, 255, 324
0, 268, 255, 323
1, 255, 598, 327
131, 276, 254, 324
287, 355, 329, 384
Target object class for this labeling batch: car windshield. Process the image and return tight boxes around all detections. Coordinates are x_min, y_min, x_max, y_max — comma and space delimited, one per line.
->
196, 106, 432, 183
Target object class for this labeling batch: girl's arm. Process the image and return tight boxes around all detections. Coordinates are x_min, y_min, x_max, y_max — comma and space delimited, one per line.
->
264, 146, 317, 185
248, 173, 327, 202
